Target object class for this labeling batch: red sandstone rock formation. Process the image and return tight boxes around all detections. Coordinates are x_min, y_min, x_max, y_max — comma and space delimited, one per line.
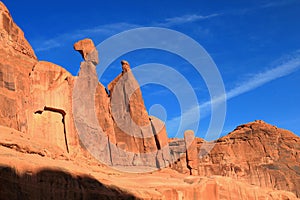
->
108, 59, 171, 168
0, 2, 299, 199
171, 120, 300, 198
0, 2, 37, 133
0, 2, 36, 60
74, 38, 99, 65
198, 120, 300, 197
73, 39, 171, 169
184, 130, 199, 175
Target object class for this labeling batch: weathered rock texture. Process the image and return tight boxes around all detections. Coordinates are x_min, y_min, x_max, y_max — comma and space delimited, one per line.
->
0, 2, 37, 134
1, 126, 298, 200
73, 39, 171, 169
108, 60, 170, 168
0, 2, 36, 60
0, 2, 299, 199
0, 0, 171, 170
199, 120, 300, 197
73, 38, 99, 65
170, 120, 300, 198
184, 130, 199, 175
29, 61, 79, 154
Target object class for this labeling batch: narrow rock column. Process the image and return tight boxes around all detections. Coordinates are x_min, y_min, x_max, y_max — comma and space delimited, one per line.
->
73, 38, 112, 165
184, 130, 199, 175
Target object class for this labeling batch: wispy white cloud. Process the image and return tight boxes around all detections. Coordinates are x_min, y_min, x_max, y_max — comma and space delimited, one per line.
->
32, 0, 298, 53
225, 53, 300, 100
32, 12, 222, 52
166, 51, 300, 136
219, 0, 297, 16
260, 0, 296, 8
33, 23, 140, 52
35, 39, 62, 52
155, 13, 222, 27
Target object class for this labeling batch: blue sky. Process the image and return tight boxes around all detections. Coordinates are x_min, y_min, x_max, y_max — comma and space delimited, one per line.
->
3, 0, 300, 139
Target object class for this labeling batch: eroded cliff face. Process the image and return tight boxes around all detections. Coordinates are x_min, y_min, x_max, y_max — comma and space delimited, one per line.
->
170, 120, 300, 197
72, 38, 171, 169
0, 1, 299, 199
199, 120, 300, 197
0, 1, 81, 156
0, 1, 170, 169
0, 2, 37, 133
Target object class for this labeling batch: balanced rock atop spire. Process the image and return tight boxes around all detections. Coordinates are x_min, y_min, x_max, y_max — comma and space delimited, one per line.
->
74, 38, 99, 65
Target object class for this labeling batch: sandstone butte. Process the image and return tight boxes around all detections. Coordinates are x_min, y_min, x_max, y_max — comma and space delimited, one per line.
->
0, 2, 299, 199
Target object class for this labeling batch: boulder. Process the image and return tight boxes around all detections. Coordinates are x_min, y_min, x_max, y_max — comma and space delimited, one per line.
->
73, 38, 99, 65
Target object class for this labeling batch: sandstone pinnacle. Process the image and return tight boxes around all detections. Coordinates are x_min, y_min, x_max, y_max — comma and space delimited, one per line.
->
121, 60, 131, 72
73, 38, 99, 65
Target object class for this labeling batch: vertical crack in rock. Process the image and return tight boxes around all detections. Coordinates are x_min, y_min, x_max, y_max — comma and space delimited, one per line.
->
123, 85, 129, 112
184, 130, 199, 175
150, 121, 161, 150
107, 138, 113, 164
34, 106, 69, 153
186, 156, 193, 175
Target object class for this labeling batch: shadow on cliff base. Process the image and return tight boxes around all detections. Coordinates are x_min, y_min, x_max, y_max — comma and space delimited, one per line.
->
0, 165, 138, 200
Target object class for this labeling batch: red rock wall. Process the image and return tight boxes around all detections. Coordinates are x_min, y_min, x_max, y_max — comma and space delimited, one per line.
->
0, 2, 37, 133
170, 120, 300, 197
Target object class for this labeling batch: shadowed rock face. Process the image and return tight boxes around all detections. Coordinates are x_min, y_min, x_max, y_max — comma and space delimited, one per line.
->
1, 125, 298, 200
0, 166, 138, 200
0, 2, 300, 199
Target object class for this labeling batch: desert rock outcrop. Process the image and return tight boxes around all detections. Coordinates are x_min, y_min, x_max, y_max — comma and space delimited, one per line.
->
0, 2, 299, 199
73, 39, 171, 169
108, 59, 171, 168
170, 120, 300, 197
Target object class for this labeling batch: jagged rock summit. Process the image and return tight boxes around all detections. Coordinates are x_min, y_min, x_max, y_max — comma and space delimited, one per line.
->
72, 38, 171, 169
0, 2, 299, 199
